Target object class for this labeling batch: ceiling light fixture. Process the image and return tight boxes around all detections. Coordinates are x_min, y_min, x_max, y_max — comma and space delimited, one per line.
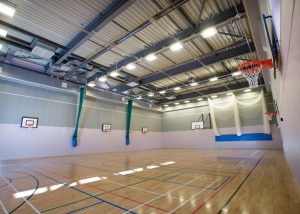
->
174, 87, 181, 91
98, 76, 107, 82
190, 82, 198, 87
211, 95, 218, 98
109, 71, 119, 77
145, 53, 157, 61
174, 102, 180, 105
163, 104, 169, 107
148, 92, 154, 97
244, 88, 252, 92
88, 82, 96, 87
159, 90, 166, 94
231, 71, 241, 76
170, 42, 183, 51
125, 63, 136, 70
184, 100, 190, 103
0, 28, 7, 37
201, 27, 217, 38
0, 2, 16, 17
136, 96, 142, 100
226, 92, 233, 96
209, 77, 218, 82
197, 98, 203, 101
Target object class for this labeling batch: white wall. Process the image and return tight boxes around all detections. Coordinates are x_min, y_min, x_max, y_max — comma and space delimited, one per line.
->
0, 124, 162, 160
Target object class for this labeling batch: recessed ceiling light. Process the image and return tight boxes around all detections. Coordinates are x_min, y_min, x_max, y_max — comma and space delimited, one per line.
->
0, 28, 7, 37
88, 82, 96, 87
98, 76, 107, 82
170, 42, 183, 51
197, 98, 203, 101
211, 95, 218, 98
109, 71, 119, 77
209, 77, 218, 82
159, 90, 166, 94
201, 27, 217, 38
190, 82, 198, 87
148, 92, 154, 97
231, 71, 241, 76
244, 89, 252, 92
0, 2, 16, 17
174, 87, 181, 91
226, 92, 233, 96
184, 100, 190, 103
174, 102, 180, 105
145, 53, 157, 61
125, 63, 136, 70
163, 104, 169, 107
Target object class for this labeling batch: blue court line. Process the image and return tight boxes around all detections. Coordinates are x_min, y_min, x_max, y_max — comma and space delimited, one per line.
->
67, 202, 103, 213
27, 168, 136, 214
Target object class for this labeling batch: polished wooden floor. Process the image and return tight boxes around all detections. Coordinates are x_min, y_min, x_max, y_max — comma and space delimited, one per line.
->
0, 149, 300, 214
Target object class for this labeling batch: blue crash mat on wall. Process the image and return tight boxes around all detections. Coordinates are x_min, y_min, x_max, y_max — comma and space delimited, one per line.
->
215, 133, 273, 141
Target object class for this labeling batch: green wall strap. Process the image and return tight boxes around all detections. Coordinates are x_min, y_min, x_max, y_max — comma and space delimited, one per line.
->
125, 100, 133, 145
72, 87, 86, 147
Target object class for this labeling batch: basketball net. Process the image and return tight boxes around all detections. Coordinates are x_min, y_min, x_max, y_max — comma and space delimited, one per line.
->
239, 59, 273, 88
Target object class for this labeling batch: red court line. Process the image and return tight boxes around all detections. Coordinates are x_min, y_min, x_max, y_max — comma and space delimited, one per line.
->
35, 167, 171, 213
191, 158, 256, 214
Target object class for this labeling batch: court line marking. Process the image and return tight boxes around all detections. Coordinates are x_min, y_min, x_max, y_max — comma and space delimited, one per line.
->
191, 155, 261, 214
0, 175, 41, 214
25, 168, 136, 214
167, 176, 223, 214
67, 201, 103, 214
0, 200, 8, 214
122, 174, 206, 214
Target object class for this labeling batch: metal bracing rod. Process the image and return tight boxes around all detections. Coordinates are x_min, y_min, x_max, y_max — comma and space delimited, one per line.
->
86, 3, 245, 83
65, 0, 191, 78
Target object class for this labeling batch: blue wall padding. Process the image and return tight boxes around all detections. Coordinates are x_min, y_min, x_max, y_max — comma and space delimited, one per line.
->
215, 133, 273, 141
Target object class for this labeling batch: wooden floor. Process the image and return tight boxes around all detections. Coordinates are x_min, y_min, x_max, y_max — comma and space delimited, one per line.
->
0, 149, 300, 214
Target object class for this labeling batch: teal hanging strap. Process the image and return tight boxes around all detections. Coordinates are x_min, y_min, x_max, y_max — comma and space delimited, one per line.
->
72, 87, 86, 147
125, 100, 133, 145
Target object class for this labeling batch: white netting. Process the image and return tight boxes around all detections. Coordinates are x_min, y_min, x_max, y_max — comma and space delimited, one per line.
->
241, 71, 260, 88
239, 62, 262, 88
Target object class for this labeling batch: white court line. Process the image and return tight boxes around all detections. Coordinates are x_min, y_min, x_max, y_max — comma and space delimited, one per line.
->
167, 177, 223, 213
0, 175, 41, 214
0, 200, 8, 214
122, 175, 205, 214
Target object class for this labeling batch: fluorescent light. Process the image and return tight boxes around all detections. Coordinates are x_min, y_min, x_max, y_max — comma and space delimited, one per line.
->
147, 165, 159, 169
0, 28, 7, 37
174, 87, 181, 91
197, 98, 203, 101
148, 92, 154, 97
0, 2, 16, 17
244, 88, 252, 92
159, 90, 166, 94
88, 82, 96, 87
163, 104, 169, 107
126, 82, 139, 87
226, 92, 233, 96
211, 95, 218, 98
184, 100, 190, 103
209, 77, 218, 82
14, 187, 48, 198
136, 96, 142, 100
79, 177, 101, 184
201, 27, 217, 38
110, 71, 119, 77
170, 42, 183, 51
50, 184, 64, 191
145, 53, 157, 61
125, 63, 136, 70
174, 102, 180, 105
231, 71, 241, 76
98, 76, 107, 82
190, 82, 198, 87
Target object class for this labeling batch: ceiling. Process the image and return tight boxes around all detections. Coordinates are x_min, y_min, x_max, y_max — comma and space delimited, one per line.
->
0, 0, 264, 106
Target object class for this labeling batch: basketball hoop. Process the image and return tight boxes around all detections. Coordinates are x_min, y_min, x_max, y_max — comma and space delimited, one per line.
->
239, 59, 273, 88
265, 111, 277, 121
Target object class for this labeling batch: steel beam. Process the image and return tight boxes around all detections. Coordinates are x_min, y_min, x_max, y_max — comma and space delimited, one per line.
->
113, 41, 255, 93
86, 3, 245, 83
66, 0, 191, 78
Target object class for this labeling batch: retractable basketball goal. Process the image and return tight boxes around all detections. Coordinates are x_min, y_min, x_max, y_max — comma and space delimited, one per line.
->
239, 59, 273, 88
